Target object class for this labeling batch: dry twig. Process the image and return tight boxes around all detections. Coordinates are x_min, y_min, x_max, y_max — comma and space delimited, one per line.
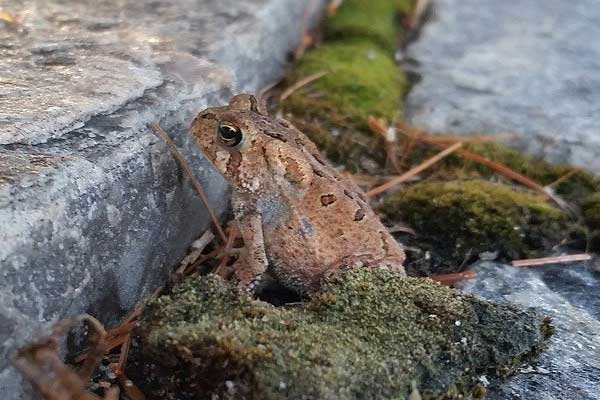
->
214, 224, 240, 275
116, 372, 145, 400
114, 333, 131, 377
402, 131, 511, 144
347, 172, 399, 189
511, 254, 592, 267
175, 230, 215, 279
14, 315, 113, 400
294, 0, 321, 59
387, 223, 417, 236
397, 131, 417, 169
280, 71, 327, 101
149, 123, 227, 243
459, 149, 574, 214
406, 0, 431, 30
545, 169, 579, 188
368, 116, 402, 173
366, 142, 463, 197
327, 0, 344, 16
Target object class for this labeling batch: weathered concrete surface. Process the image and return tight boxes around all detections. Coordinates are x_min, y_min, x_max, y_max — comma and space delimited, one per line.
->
0, 1, 325, 398
405, 0, 600, 171
459, 261, 600, 399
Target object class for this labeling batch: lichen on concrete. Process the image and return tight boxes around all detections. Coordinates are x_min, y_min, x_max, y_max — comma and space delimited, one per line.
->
133, 269, 550, 400
381, 180, 576, 273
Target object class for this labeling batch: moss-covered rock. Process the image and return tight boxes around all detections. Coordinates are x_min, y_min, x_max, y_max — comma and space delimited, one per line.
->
382, 180, 575, 272
389, 140, 600, 201
284, 40, 404, 124
281, 40, 406, 172
324, 0, 413, 52
447, 142, 600, 202
133, 270, 550, 400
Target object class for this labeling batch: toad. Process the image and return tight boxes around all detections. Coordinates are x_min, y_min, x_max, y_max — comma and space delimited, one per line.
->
191, 94, 405, 295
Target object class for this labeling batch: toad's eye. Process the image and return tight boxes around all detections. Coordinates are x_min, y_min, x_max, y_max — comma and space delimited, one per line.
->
217, 123, 244, 147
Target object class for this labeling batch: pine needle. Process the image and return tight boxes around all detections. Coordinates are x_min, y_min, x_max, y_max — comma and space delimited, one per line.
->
366, 142, 463, 197
149, 123, 227, 243
512, 254, 592, 267
280, 71, 327, 101
396, 122, 574, 214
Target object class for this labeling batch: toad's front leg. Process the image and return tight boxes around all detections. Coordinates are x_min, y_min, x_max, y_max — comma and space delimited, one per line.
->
230, 212, 269, 293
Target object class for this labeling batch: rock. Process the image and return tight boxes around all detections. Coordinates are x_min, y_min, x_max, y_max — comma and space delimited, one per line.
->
0, 1, 326, 398
404, 0, 600, 171
132, 269, 550, 400
404, 2, 600, 396
459, 261, 600, 399
381, 179, 575, 273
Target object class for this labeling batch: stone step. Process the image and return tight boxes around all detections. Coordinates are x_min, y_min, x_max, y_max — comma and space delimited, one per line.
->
0, 1, 326, 398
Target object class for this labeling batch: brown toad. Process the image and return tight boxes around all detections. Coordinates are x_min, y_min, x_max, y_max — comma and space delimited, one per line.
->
191, 94, 405, 295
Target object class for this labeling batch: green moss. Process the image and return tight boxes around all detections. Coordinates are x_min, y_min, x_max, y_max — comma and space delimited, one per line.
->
582, 193, 600, 249
285, 40, 404, 124
280, 40, 405, 171
356, 138, 600, 204
382, 180, 574, 271
582, 193, 600, 230
134, 270, 549, 400
276, 0, 413, 173
439, 142, 600, 202
325, 0, 414, 52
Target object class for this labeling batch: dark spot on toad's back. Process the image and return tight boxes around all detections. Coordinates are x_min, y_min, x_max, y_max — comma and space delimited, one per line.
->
320, 194, 336, 206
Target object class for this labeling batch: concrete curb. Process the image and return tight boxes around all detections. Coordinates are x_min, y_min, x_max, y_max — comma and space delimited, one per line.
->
0, 1, 326, 398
